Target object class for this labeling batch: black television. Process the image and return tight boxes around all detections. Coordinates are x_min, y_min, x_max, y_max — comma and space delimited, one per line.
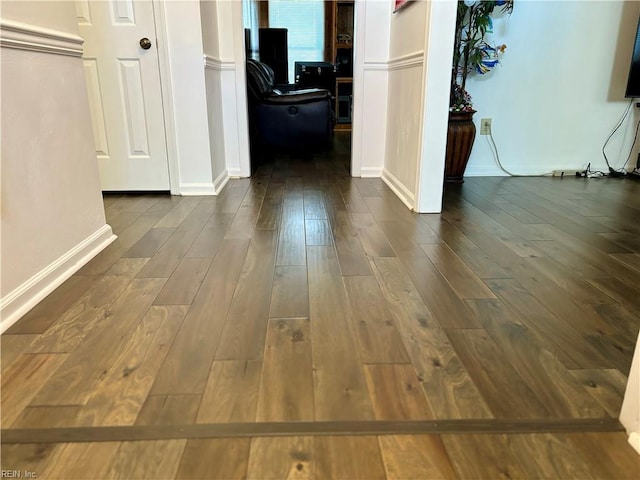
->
625, 16, 640, 98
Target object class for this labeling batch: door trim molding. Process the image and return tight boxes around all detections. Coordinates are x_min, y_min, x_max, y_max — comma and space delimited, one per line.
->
151, 0, 180, 195
0, 19, 84, 57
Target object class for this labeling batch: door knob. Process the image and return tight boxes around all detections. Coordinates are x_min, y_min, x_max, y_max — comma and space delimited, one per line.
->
139, 37, 152, 50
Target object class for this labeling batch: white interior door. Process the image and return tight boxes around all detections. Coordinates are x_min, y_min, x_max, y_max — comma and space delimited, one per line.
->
77, 0, 170, 191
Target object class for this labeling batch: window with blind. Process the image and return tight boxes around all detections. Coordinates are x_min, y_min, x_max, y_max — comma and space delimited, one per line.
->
268, 0, 325, 83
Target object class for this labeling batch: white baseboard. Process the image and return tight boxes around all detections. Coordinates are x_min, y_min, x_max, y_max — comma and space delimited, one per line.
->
360, 166, 383, 178
0, 224, 116, 333
382, 168, 415, 211
179, 182, 216, 196
464, 164, 509, 177
226, 168, 243, 178
628, 432, 640, 455
213, 170, 230, 194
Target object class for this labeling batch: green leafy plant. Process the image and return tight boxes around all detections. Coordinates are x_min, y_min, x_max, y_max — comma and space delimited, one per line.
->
450, 0, 514, 112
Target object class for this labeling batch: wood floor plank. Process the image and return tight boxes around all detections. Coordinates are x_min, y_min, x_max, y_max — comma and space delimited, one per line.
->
507, 433, 599, 480
1, 354, 69, 427
1, 334, 40, 373
325, 202, 372, 276
196, 360, 262, 423
397, 255, 482, 329
485, 278, 609, 369
25, 274, 132, 354
343, 276, 411, 364
352, 177, 383, 197
183, 226, 226, 259
466, 299, 607, 418
177, 201, 216, 232
30, 278, 166, 406
6, 275, 99, 335
135, 395, 202, 426
421, 243, 496, 299
588, 275, 640, 314
256, 318, 314, 422
77, 214, 163, 275
566, 432, 640, 479
0, 443, 60, 477
442, 433, 529, 480
304, 219, 333, 245
105, 258, 150, 277
446, 329, 552, 419
155, 197, 202, 228
529, 239, 611, 279
525, 256, 615, 306
592, 303, 640, 339
38, 442, 120, 479
74, 306, 187, 427
599, 232, 640, 253
11, 406, 82, 429
137, 228, 202, 278
276, 199, 306, 266
609, 252, 640, 272
314, 436, 387, 480
123, 227, 175, 258
105, 440, 186, 480
371, 257, 492, 419
337, 179, 370, 213
364, 365, 433, 420
303, 195, 327, 220
569, 369, 628, 417
269, 266, 309, 318
378, 435, 457, 480
177, 438, 250, 480
350, 212, 396, 257
153, 257, 212, 305
150, 239, 250, 395
529, 223, 640, 288
256, 198, 282, 230
307, 246, 374, 421
225, 213, 259, 239
215, 230, 277, 360
420, 215, 510, 279
247, 436, 313, 480
364, 195, 415, 223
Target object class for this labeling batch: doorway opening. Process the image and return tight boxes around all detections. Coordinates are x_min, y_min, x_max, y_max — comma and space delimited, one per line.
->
241, 0, 355, 176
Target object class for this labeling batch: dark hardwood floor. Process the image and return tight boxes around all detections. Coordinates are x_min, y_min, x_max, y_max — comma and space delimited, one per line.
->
2, 135, 639, 478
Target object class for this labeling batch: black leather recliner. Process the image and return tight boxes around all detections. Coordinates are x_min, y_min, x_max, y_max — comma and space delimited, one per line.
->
246, 59, 333, 150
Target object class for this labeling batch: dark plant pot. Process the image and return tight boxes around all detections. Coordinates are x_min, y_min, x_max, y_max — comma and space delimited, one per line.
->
445, 110, 476, 184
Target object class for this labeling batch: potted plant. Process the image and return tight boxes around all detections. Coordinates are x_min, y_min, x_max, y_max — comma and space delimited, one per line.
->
445, 0, 514, 183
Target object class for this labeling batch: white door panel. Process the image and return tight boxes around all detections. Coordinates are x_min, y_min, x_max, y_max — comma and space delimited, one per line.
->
78, 0, 169, 191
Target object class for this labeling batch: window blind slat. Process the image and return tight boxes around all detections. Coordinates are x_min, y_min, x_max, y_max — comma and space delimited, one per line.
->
268, 0, 325, 83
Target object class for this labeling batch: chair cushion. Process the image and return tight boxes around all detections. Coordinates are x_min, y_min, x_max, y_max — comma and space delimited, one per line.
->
246, 59, 275, 100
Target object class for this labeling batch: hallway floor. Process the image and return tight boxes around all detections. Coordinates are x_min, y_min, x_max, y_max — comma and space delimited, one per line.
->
2, 141, 639, 478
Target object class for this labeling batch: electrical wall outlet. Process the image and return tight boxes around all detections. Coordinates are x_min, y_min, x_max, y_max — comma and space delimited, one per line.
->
480, 118, 492, 135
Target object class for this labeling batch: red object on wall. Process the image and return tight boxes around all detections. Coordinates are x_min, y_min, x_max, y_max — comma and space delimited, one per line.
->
394, 0, 411, 13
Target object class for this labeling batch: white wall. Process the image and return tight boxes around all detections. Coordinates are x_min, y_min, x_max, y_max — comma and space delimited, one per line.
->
0, 2, 114, 332
200, 0, 229, 191
352, 0, 391, 177
415, 0, 456, 213
382, 0, 428, 208
621, 333, 640, 454
208, 0, 251, 179
465, 0, 640, 176
158, 0, 215, 194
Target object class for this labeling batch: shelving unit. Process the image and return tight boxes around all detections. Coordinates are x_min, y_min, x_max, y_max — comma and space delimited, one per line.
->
331, 1, 354, 131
